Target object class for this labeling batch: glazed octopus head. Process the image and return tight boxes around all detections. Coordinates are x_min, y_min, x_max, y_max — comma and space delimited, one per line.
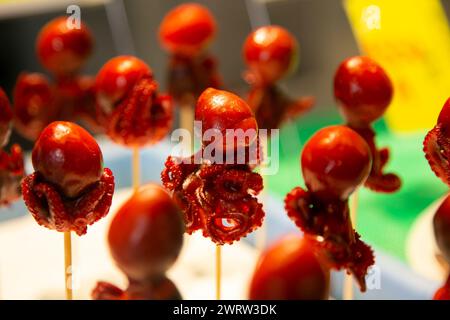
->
37, 16, 93, 76
433, 194, 450, 263
424, 98, 450, 186
159, 3, 216, 57
108, 184, 184, 282
95, 55, 153, 117
302, 125, 372, 200
334, 56, 393, 127
196, 88, 258, 154
243, 25, 299, 85
32, 121, 103, 199
0, 87, 13, 147
249, 234, 330, 300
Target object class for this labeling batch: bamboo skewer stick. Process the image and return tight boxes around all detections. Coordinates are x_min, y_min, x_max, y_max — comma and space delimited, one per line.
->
343, 190, 359, 300
64, 231, 73, 300
132, 146, 140, 192
216, 245, 222, 300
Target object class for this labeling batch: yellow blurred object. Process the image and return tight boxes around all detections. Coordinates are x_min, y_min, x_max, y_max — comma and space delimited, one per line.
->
344, 0, 450, 132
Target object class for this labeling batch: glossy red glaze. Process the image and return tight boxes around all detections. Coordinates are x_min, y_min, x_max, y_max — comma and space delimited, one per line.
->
196, 88, 258, 151
95, 55, 153, 115
32, 121, 103, 198
108, 184, 184, 282
0, 88, 13, 147
301, 125, 372, 201
159, 3, 216, 57
433, 194, 450, 262
37, 16, 93, 76
243, 25, 298, 85
433, 275, 450, 300
249, 234, 330, 300
334, 56, 393, 127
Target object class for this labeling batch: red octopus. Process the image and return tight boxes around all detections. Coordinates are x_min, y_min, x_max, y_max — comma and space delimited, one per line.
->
0, 88, 25, 205
13, 16, 99, 141
243, 25, 314, 131
92, 184, 184, 300
430, 192, 450, 300
159, 3, 222, 107
95, 56, 173, 147
22, 121, 115, 235
334, 56, 401, 193
249, 234, 330, 300
161, 88, 264, 245
424, 97, 450, 186
284, 125, 375, 291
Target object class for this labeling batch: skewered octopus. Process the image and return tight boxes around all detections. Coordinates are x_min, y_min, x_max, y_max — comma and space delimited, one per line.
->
243, 25, 314, 131
432, 194, 450, 300
22, 121, 115, 235
159, 3, 222, 107
93, 184, 184, 300
334, 56, 401, 193
285, 125, 375, 291
249, 234, 330, 300
13, 16, 99, 140
424, 97, 450, 186
161, 88, 264, 245
95, 56, 173, 147
0, 88, 25, 205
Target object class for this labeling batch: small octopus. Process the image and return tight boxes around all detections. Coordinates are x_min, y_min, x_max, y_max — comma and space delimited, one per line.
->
334, 56, 401, 193
423, 97, 450, 186
0, 88, 25, 205
159, 3, 222, 107
92, 184, 183, 300
22, 121, 115, 236
243, 25, 314, 131
13, 17, 99, 141
161, 88, 264, 245
95, 56, 173, 147
284, 125, 375, 291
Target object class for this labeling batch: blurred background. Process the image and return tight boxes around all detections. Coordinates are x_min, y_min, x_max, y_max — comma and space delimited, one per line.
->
0, 0, 450, 299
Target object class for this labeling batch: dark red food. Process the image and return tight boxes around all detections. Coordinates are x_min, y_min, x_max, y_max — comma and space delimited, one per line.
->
0, 88, 13, 147
14, 17, 98, 140
159, 4, 221, 107
196, 88, 258, 154
95, 56, 173, 147
92, 184, 183, 300
159, 3, 216, 57
243, 26, 313, 130
22, 121, 114, 235
424, 98, 450, 187
285, 125, 374, 291
334, 56, 400, 193
37, 16, 93, 77
162, 88, 264, 245
434, 275, 450, 300
0, 88, 25, 205
249, 234, 330, 300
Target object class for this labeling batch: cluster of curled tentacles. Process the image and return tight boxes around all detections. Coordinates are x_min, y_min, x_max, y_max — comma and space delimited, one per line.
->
423, 125, 450, 187
167, 53, 222, 106
22, 168, 114, 236
103, 76, 173, 147
352, 127, 401, 193
0, 144, 25, 205
161, 154, 264, 245
285, 187, 374, 291
13, 73, 98, 140
93, 277, 181, 300
247, 84, 314, 131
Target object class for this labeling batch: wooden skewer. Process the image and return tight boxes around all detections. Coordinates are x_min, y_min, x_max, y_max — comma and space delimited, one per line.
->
132, 146, 140, 192
216, 245, 222, 300
64, 231, 73, 300
256, 137, 269, 250
343, 190, 359, 300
